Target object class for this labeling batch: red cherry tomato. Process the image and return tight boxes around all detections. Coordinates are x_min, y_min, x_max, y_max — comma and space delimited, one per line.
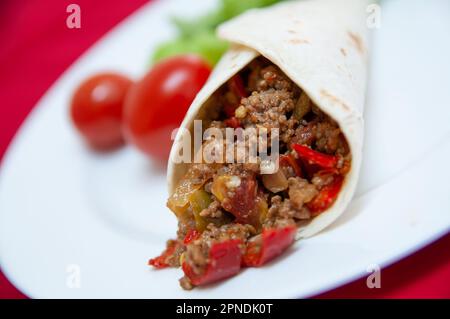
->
123, 55, 211, 162
70, 73, 133, 150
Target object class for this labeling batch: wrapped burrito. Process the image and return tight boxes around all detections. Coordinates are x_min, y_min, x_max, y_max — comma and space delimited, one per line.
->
150, 0, 370, 290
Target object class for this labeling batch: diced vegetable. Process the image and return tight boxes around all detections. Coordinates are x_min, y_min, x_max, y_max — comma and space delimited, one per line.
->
220, 176, 261, 226
167, 167, 212, 216
183, 229, 201, 245
189, 189, 212, 213
224, 116, 241, 128
189, 189, 212, 231
292, 144, 338, 169
167, 179, 202, 216
188, 187, 235, 231
212, 175, 264, 227
211, 175, 231, 202
279, 154, 302, 177
228, 74, 247, 99
223, 75, 248, 118
256, 194, 269, 225
234, 106, 246, 119
262, 169, 288, 193
148, 240, 180, 269
307, 175, 343, 215
243, 226, 296, 267
182, 239, 243, 286
293, 92, 311, 120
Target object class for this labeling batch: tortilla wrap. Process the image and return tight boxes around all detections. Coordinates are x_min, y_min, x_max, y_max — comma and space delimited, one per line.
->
167, 0, 370, 238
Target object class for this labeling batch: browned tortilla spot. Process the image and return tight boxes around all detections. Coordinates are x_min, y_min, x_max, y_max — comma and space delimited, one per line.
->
347, 31, 364, 54
320, 89, 350, 112
288, 29, 298, 34
340, 48, 347, 56
289, 38, 309, 45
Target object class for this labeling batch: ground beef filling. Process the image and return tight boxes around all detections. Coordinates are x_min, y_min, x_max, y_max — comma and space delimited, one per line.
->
163, 57, 351, 289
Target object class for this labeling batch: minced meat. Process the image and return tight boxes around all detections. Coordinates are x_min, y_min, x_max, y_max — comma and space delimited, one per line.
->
287, 177, 318, 210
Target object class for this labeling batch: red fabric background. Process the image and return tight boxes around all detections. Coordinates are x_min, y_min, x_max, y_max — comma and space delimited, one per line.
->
0, 0, 449, 299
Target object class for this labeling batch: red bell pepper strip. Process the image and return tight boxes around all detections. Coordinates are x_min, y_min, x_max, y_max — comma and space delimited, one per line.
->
224, 116, 241, 128
182, 239, 243, 286
307, 175, 343, 216
279, 154, 302, 177
313, 168, 340, 180
148, 240, 180, 269
183, 229, 201, 245
223, 75, 247, 118
292, 144, 338, 169
243, 226, 297, 267
228, 74, 247, 99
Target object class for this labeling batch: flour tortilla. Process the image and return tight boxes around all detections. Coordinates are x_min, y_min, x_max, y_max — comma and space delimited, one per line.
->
167, 0, 370, 238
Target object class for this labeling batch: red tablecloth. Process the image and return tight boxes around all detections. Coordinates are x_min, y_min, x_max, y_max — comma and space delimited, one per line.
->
0, 0, 449, 299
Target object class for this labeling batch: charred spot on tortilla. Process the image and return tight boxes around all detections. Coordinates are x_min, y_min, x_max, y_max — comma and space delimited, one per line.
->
288, 38, 310, 45
158, 57, 352, 290
347, 31, 365, 55
320, 89, 351, 112
230, 51, 240, 61
340, 48, 347, 57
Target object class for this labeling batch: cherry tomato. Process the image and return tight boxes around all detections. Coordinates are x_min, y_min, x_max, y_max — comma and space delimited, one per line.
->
70, 73, 133, 150
123, 55, 211, 162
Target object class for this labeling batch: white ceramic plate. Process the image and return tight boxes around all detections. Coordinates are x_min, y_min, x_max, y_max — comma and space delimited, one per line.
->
1, 0, 449, 298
